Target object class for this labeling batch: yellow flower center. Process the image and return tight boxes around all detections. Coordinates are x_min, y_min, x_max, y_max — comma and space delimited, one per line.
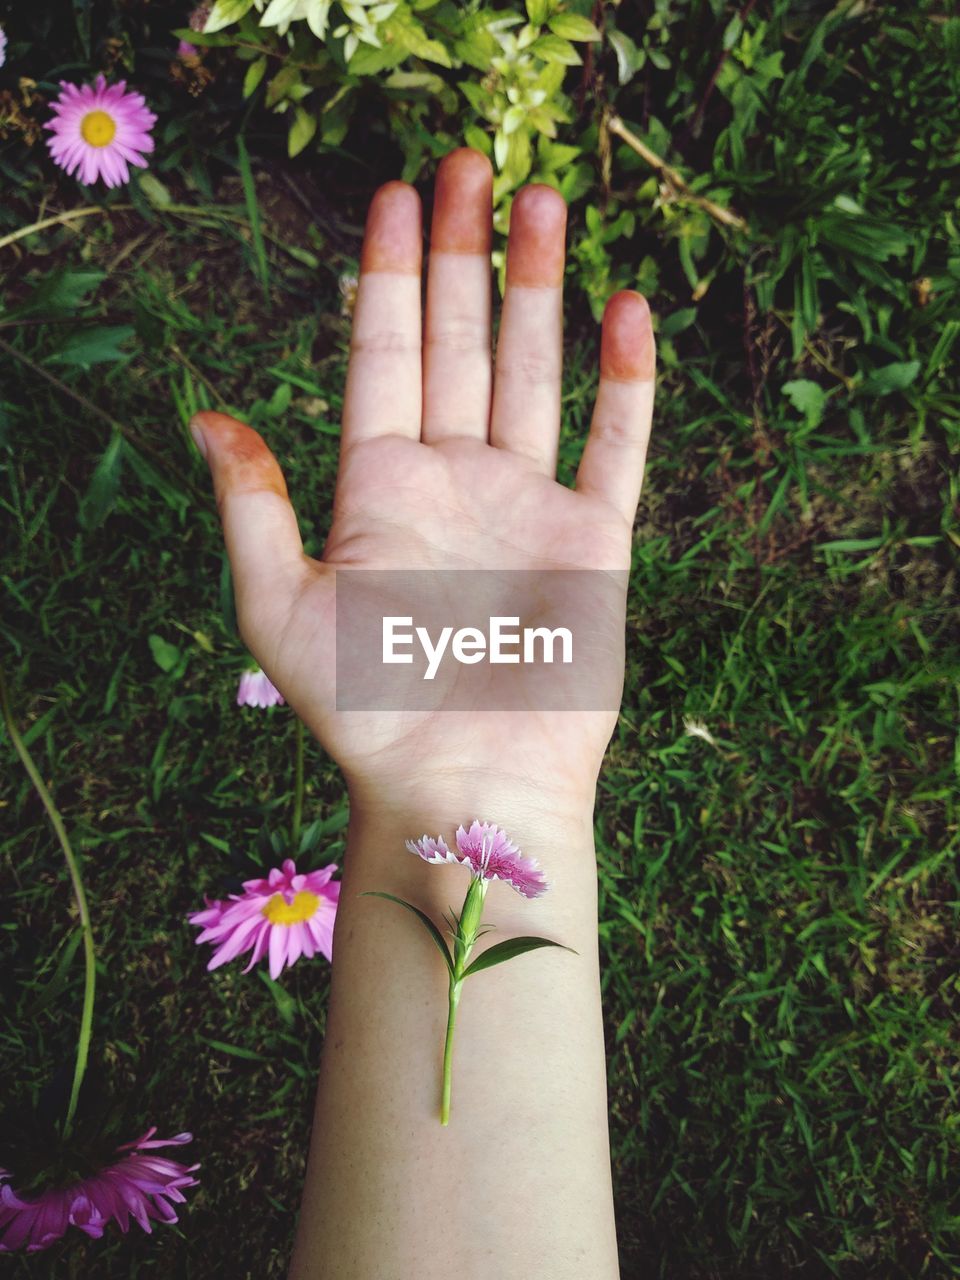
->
80, 110, 117, 148
261, 890, 319, 926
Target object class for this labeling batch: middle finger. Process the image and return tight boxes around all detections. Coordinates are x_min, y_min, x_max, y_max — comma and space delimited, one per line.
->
421, 148, 493, 445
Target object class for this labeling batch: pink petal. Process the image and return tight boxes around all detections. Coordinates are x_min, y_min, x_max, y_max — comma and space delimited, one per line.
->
79, 150, 100, 186
405, 834, 450, 863
242, 925, 271, 972
268, 924, 287, 979
308, 913, 335, 962
286, 929, 304, 966
205, 912, 263, 969
304, 864, 337, 892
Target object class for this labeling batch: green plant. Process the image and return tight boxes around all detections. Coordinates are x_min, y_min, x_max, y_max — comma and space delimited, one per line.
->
187, 0, 600, 197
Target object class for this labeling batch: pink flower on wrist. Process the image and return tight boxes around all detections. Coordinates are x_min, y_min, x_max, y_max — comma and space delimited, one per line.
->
406, 819, 548, 899
374, 820, 565, 1122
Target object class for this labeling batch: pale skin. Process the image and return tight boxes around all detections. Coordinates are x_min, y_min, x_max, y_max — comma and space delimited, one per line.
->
190, 147, 656, 1279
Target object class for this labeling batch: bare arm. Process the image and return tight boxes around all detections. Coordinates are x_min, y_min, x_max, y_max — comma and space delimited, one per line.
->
189, 145, 656, 1279
288, 791, 619, 1279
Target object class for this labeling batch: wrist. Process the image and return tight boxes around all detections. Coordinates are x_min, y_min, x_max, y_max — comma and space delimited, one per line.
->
344, 766, 596, 843
339, 770, 599, 937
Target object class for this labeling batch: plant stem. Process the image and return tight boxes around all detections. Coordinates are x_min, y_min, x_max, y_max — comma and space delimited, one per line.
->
0, 204, 133, 252
441, 979, 462, 1126
292, 717, 304, 853
605, 112, 750, 234
0, 665, 96, 1139
440, 881, 486, 1124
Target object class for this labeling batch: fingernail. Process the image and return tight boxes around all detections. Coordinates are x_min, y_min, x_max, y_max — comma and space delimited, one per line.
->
189, 415, 209, 461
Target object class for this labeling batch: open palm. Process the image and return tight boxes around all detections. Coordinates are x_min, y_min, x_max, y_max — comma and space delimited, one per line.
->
191, 149, 655, 807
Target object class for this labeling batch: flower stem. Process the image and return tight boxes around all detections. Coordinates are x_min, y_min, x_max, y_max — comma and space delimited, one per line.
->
440, 880, 486, 1124
292, 717, 304, 853
0, 204, 133, 252
441, 979, 462, 1126
0, 664, 96, 1140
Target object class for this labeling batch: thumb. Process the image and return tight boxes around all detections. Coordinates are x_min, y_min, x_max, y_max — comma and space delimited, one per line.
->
190, 411, 306, 654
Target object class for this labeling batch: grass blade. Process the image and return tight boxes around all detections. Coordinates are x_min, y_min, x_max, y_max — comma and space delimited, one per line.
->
237, 136, 269, 300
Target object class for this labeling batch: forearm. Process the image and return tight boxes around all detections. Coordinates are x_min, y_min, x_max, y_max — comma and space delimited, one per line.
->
288, 781, 620, 1280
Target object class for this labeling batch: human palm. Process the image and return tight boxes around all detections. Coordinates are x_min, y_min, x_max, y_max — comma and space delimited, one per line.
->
190, 148, 656, 806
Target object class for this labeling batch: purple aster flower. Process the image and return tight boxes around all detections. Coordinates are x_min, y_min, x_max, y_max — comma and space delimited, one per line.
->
44, 75, 156, 188
189, 858, 340, 979
0, 1129, 198, 1252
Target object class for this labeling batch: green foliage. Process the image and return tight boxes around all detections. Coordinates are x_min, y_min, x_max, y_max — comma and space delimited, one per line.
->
195, 0, 960, 365
203, 0, 597, 201
45, 325, 136, 369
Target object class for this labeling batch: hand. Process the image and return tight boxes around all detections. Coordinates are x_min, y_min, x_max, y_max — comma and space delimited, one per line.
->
190, 148, 655, 820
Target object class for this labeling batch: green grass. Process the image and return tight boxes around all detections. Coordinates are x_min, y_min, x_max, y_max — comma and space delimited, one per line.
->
1, 170, 352, 1276
2, 166, 957, 1276
2, 4, 960, 1274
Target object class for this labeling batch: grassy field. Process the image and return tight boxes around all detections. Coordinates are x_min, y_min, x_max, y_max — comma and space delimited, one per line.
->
2, 3, 959, 1276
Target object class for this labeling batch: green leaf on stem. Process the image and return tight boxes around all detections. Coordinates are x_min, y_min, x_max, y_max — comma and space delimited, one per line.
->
462, 935, 577, 977
547, 12, 602, 41
244, 55, 268, 99
531, 33, 581, 64
361, 892, 454, 976
202, 0, 255, 34
288, 107, 318, 159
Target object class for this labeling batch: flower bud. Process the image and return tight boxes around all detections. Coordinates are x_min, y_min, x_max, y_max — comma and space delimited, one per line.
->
455, 875, 488, 970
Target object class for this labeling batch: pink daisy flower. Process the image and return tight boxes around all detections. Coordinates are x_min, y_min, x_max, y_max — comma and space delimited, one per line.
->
0, 1128, 198, 1253
406, 820, 549, 899
237, 667, 285, 708
189, 858, 340, 979
0, 27, 7, 69
44, 75, 156, 189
